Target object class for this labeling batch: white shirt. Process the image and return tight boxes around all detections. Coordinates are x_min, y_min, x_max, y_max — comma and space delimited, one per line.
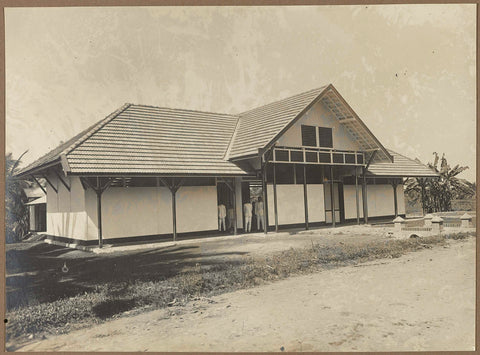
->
218, 204, 226, 218
255, 201, 264, 216
243, 203, 253, 217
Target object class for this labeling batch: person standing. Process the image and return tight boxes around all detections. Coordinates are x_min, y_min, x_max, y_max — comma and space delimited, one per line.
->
218, 203, 226, 232
227, 203, 235, 232
255, 196, 264, 231
243, 201, 253, 232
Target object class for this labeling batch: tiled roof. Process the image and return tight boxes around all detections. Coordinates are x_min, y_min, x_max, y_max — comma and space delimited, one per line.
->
366, 150, 438, 177
18, 104, 245, 176
228, 86, 328, 158
16, 85, 435, 178
67, 105, 243, 175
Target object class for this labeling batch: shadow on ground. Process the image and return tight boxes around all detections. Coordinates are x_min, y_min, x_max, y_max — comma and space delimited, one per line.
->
6, 240, 249, 310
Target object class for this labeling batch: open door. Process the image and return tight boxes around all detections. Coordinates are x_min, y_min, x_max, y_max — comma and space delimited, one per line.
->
324, 182, 344, 224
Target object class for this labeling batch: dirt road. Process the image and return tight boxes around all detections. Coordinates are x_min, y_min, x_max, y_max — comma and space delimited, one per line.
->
18, 237, 475, 352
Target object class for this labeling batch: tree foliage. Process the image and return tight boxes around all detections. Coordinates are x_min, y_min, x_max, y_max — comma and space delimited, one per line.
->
405, 152, 474, 213
5, 151, 30, 243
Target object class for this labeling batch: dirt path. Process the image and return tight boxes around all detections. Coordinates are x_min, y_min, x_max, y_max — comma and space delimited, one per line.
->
18, 237, 475, 352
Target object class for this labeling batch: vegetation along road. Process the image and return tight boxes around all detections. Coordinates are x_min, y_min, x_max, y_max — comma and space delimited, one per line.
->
12, 233, 475, 352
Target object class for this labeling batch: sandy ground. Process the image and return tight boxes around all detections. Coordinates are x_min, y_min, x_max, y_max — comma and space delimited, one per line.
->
17, 236, 475, 352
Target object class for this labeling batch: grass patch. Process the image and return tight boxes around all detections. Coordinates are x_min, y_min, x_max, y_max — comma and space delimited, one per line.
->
6, 231, 473, 344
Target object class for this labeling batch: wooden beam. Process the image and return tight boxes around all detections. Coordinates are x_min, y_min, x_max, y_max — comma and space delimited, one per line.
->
80, 177, 95, 191
171, 177, 177, 241
218, 177, 234, 192
232, 178, 237, 235
96, 188, 103, 248
391, 180, 399, 217
80, 178, 88, 190
330, 166, 335, 228
158, 177, 180, 241
365, 150, 378, 170
303, 164, 309, 230
273, 162, 278, 233
42, 174, 57, 194
355, 168, 360, 225
362, 168, 369, 224
30, 175, 46, 195
261, 160, 268, 235
53, 170, 70, 191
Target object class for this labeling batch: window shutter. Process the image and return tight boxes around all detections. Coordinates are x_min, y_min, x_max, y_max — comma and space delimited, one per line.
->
301, 125, 317, 147
318, 127, 333, 148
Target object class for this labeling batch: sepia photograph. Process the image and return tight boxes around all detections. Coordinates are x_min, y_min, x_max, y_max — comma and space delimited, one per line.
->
4, 4, 476, 352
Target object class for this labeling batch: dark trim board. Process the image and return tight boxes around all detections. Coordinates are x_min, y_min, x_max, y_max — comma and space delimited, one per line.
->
44, 214, 407, 249
344, 214, 406, 224
44, 228, 247, 248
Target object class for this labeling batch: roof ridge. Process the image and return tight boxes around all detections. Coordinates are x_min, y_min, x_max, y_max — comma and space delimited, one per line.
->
129, 103, 239, 118
63, 103, 132, 156
238, 86, 328, 116
223, 116, 241, 160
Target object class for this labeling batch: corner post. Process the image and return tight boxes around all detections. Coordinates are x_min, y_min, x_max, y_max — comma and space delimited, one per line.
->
232, 177, 237, 235
362, 168, 369, 224
273, 162, 279, 233
355, 167, 360, 224
392, 179, 398, 217
96, 177, 103, 248
171, 178, 177, 242
303, 164, 309, 230
261, 158, 268, 235
330, 166, 335, 228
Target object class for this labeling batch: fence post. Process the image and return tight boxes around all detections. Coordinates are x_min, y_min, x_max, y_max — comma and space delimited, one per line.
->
431, 216, 444, 233
461, 213, 472, 228
393, 216, 405, 231
423, 213, 434, 227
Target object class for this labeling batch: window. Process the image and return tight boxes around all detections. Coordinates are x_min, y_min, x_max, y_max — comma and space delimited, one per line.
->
275, 150, 289, 161
318, 127, 333, 148
345, 154, 356, 164
276, 164, 295, 184
291, 151, 304, 162
301, 125, 317, 146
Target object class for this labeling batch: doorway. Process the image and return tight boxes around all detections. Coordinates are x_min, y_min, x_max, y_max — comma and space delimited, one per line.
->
324, 182, 345, 224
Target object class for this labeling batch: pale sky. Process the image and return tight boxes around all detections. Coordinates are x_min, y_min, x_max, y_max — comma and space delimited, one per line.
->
5, 5, 476, 181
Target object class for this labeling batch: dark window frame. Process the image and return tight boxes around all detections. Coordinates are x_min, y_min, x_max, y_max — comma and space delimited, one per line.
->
318, 126, 333, 148
301, 125, 317, 147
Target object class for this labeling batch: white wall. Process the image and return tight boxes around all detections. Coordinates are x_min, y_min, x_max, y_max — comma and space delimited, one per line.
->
365, 184, 406, 217
267, 183, 326, 226
307, 184, 325, 223
343, 185, 364, 220
176, 186, 218, 233
101, 187, 172, 238
98, 185, 218, 239
46, 175, 89, 240
396, 184, 406, 215
276, 100, 361, 151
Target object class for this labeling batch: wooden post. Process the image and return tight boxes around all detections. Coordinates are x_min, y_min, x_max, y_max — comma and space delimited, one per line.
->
262, 161, 268, 235
171, 178, 177, 241
330, 166, 335, 227
303, 164, 309, 230
232, 177, 237, 235
355, 168, 360, 224
420, 179, 426, 215
392, 180, 398, 217
362, 169, 369, 224
273, 163, 278, 233
96, 177, 103, 248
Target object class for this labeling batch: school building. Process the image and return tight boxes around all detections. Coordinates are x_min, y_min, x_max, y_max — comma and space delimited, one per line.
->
16, 84, 438, 247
